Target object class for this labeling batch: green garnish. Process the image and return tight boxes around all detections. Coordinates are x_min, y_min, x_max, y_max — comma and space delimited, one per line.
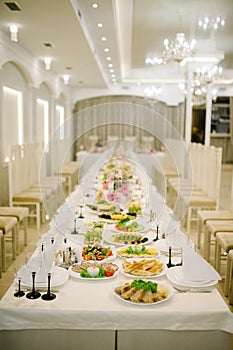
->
118, 217, 130, 227
126, 245, 147, 255
131, 279, 158, 293
80, 267, 106, 278
97, 200, 108, 204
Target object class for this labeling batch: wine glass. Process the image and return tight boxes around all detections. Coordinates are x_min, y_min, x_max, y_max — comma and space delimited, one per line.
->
25, 253, 41, 300
14, 265, 25, 298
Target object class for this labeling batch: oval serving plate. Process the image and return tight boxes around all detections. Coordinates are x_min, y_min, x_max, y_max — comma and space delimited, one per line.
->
116, 245, 160, 259
121, 258, 167, 279
69, 261, 119, 281
113, 279, 173, 305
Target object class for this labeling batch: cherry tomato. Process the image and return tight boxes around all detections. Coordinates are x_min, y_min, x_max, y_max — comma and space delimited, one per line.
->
105, 269, 114, 277
106, 249, 112, 256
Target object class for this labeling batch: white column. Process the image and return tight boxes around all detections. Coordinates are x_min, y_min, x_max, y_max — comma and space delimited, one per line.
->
204, 85, 212, 146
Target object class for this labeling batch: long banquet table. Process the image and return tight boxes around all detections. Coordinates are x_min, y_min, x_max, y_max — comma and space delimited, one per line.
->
0, 150, 233, 350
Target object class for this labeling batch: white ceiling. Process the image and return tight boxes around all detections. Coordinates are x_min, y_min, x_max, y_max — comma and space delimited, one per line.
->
0, 0, 232, 89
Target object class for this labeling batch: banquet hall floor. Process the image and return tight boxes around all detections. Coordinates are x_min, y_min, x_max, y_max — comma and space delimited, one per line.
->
0, 163, 233, 317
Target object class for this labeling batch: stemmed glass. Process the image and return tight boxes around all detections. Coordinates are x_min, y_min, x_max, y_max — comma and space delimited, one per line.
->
25, 253, 41, 300
14, 265, 25, 298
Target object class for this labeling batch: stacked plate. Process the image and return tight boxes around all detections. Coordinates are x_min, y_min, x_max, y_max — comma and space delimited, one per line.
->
166, 266, 218, 291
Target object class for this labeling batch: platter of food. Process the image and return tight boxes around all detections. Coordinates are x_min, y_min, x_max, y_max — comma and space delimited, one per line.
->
113, 279, 173, 305
87, 201, 114, 213
121, 258, 166, 278
104, 231, 150, 246
98, 212, 136, 223
69, 261, 119, 280
116, 245, 159, 259
114, 217, 144, 232
81, 245, 117, 262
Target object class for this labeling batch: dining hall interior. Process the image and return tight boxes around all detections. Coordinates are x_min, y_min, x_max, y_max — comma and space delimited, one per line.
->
0, 0, 233, 349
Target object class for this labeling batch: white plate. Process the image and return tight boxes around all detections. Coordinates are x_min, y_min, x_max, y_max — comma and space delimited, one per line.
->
69, 263, 119, 280
121, 258, 167, 279
116, 245, 160, 259
113, 280, 174, 305
104, 229, 152, 246
19, 266, 69, 288
166, 266, 218, 289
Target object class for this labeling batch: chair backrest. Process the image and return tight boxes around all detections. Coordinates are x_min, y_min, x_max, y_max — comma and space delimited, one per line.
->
8, 143, 44, 203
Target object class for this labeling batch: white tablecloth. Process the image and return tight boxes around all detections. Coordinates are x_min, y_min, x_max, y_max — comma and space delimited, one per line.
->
0, 149, 233, 350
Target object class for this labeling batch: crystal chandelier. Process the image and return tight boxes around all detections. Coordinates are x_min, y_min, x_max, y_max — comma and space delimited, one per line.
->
198, 16, 225, 30
191, 65, 222, 106
162, 33, 196, 64
144, 86, 162, 99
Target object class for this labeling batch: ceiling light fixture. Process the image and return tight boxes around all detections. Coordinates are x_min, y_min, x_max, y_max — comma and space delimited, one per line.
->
101, 36, 107, 41
108, 63, 113, 68
97, 22, 103, 28
106, 56, 111, 61
198, 16, 225, 30
144, 86, 162, 98
9, 23, 18, 42
163, 32, 196, 64
63, 74, 70, 85
91, 3, 98, 9
104, 47, 110, 52
191, 65, 223, 106
162, 10, 196, 64
44, 57, 52, 70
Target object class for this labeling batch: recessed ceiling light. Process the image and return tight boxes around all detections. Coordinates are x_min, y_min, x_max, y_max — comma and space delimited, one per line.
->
111, 74, 116, 78
101, 36, 107, 41
104, 47, 110, 53
91, 3, 98, 9
110, 69, 114, 73
97, 22, 103, 28
108, 63, 113, 68
106, 56, 111, 61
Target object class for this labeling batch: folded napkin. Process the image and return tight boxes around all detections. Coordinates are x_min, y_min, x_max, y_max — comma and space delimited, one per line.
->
36, 247, 55, 282
182, 246, 221, 282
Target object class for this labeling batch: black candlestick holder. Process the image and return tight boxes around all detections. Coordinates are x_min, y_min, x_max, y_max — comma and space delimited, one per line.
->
153, 225, 159, 242
42, 273, 56, 301
26, 272, 41, 299
14, 278, 25, 298
167, 246, 175, 268
71, 218, 78, 234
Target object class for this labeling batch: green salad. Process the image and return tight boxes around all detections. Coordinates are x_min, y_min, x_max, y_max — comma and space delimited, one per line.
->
131, 279, 158, 293
80, 267, 106, 278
